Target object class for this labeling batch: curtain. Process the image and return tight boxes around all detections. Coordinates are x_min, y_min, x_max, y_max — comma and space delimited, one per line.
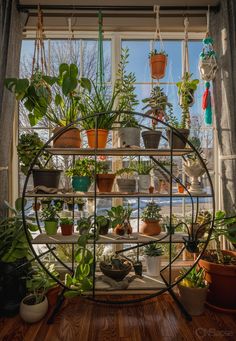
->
210, 0, 236, 213
0, 1, 23, 218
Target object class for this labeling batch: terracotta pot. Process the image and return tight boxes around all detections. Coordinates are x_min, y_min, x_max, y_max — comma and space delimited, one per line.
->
20, 295, 48, 323
32, 202, 41, 211
61, 224, 74, 236
177, 283, 208, 316
178, 183, 185, 194
97, 174, 115, 192
53, 127, 81, 148
199, 250, 236, 311
46, 286, 61, 307
166, 128, 189, 149
150, 54, 167, 79
140, 221, 161, 236
86, 129, 108, 148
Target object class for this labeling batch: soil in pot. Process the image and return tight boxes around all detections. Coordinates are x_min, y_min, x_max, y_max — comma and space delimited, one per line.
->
72, 176, 91, 192
97, 174, 115, 192
117, 178, 136, 193
140, 221, 161, 236
53, 127, 81, 148
177, 283, 208, 316
44, 220, 58, 235
199, 250, 236, 311
116, 127, 140, 147
32, 169, 62, 190
166, 128, 189, 149
61, 224, 74, 236
20, 295, 48, 323
150, 54, 167, 79
142, 130, 162, 149
86, 129, 108, 148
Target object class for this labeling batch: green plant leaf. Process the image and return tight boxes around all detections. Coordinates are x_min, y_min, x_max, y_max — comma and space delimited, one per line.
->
62, 77, 78, 96
64, 290, 80, 298
15, 79, 29, 93
80, 78, 91, 93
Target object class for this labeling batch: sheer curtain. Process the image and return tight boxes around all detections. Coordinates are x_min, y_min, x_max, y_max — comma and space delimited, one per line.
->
0, 0, 23, 218
210, 0, 236, 213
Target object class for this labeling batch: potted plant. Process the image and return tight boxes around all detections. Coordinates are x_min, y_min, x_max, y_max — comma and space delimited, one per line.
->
100, 257, 132, 281
149, 49, 168, 80
96, 215, 110, 235
130, 160, 153, 193
20, 263, 59, 323
144, 243, 163, 276
96, 160, 116, 192
176, 72, 199, 109
107, 205, 133, 236
76, 198, 86, 211
65, 198, 75, 211
142, 86, 172, 148
65, 158, 96, 192
41, 205, 60, 235
177, 266, 208, 316
17, 132, 62, 190
40, 198, 52, 210
116, 167, 136, 193
0, 198, 38, 316
5, 64, 91, 148
78, 80, 119, 148
53, 198, 64, 211
115, 48, 140, 147
198, 210, 236, 312
140, 201, 162, 236
165, 111, 190, 150
60, 217, 74, 236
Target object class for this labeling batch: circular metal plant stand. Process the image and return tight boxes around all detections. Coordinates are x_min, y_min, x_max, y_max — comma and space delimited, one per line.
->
21, 111, 215, 321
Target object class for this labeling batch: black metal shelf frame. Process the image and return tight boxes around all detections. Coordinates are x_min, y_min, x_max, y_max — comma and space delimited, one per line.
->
21, 111, 215, 322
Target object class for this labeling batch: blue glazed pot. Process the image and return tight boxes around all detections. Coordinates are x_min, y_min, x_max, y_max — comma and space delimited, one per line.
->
72, 176, 91, 192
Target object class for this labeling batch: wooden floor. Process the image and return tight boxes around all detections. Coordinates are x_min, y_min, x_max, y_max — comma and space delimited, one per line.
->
0, 294, 236, 341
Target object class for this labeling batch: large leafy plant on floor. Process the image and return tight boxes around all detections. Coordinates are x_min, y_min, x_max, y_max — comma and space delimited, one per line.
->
0, 198, 38, 263
5, 64, 91, 127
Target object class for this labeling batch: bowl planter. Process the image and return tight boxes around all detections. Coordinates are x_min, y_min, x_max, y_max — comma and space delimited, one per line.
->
177, 282, 208, 316
140, 220, 161, 236
53, 127, 81, 148
20, 295, 48, 323
32, 169, 62, 190
184, 160, 206, 195
86, 129, 108, 148
44, 220, 58, 235
61, 223, 74, 236
199, 250, 236, 312
166, 128, 189, 149
138, 175, 151, 193
150, 54, 167, 79
116, 178, 136, 193
100, 261, 132, 281
116, 127, 141, 147
142, 130, 162, 149
72, 176, 91, 192
97, 174, 115, 192
145, 255, 161, 277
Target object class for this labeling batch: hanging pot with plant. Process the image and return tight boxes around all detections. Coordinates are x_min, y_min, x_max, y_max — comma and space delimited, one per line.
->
149, 50, 168, 80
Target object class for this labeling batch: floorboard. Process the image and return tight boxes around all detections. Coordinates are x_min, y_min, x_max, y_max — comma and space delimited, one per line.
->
0, 293, 235, 341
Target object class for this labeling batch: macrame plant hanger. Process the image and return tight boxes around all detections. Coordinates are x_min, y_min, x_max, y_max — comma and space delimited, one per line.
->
96, 11, 105, 94
31, 5, 48, 77
199, 6, 218, 125
182, 17, 191, 128
153, 5, 165, 55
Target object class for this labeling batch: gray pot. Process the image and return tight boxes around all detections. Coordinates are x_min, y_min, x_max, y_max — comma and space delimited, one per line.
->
116, 127, 140, 147
142, 130, 162, 149
138, 174, 151, 193
166, 128, 189, 149
117, 178, 136, 193
177, 283, 208, 316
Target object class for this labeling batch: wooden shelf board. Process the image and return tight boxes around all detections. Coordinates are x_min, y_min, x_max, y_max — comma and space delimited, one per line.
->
31, 232, 188, 244
45, 147, 193, 156
25, 192, 213, 198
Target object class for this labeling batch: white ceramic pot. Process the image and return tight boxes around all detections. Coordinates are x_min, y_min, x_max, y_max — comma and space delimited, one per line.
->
184, 160, 206, 195
138, 174, 151, 193
177, 284, 209, 316
115, 127, 141, 147
145, 256, 161, 277
20, 295, 48, 323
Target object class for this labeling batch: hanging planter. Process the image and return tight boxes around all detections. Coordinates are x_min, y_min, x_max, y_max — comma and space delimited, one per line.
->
149, 51, 168, 80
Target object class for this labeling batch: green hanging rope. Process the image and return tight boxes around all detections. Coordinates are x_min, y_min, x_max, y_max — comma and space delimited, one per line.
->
96, 11, 105, 92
